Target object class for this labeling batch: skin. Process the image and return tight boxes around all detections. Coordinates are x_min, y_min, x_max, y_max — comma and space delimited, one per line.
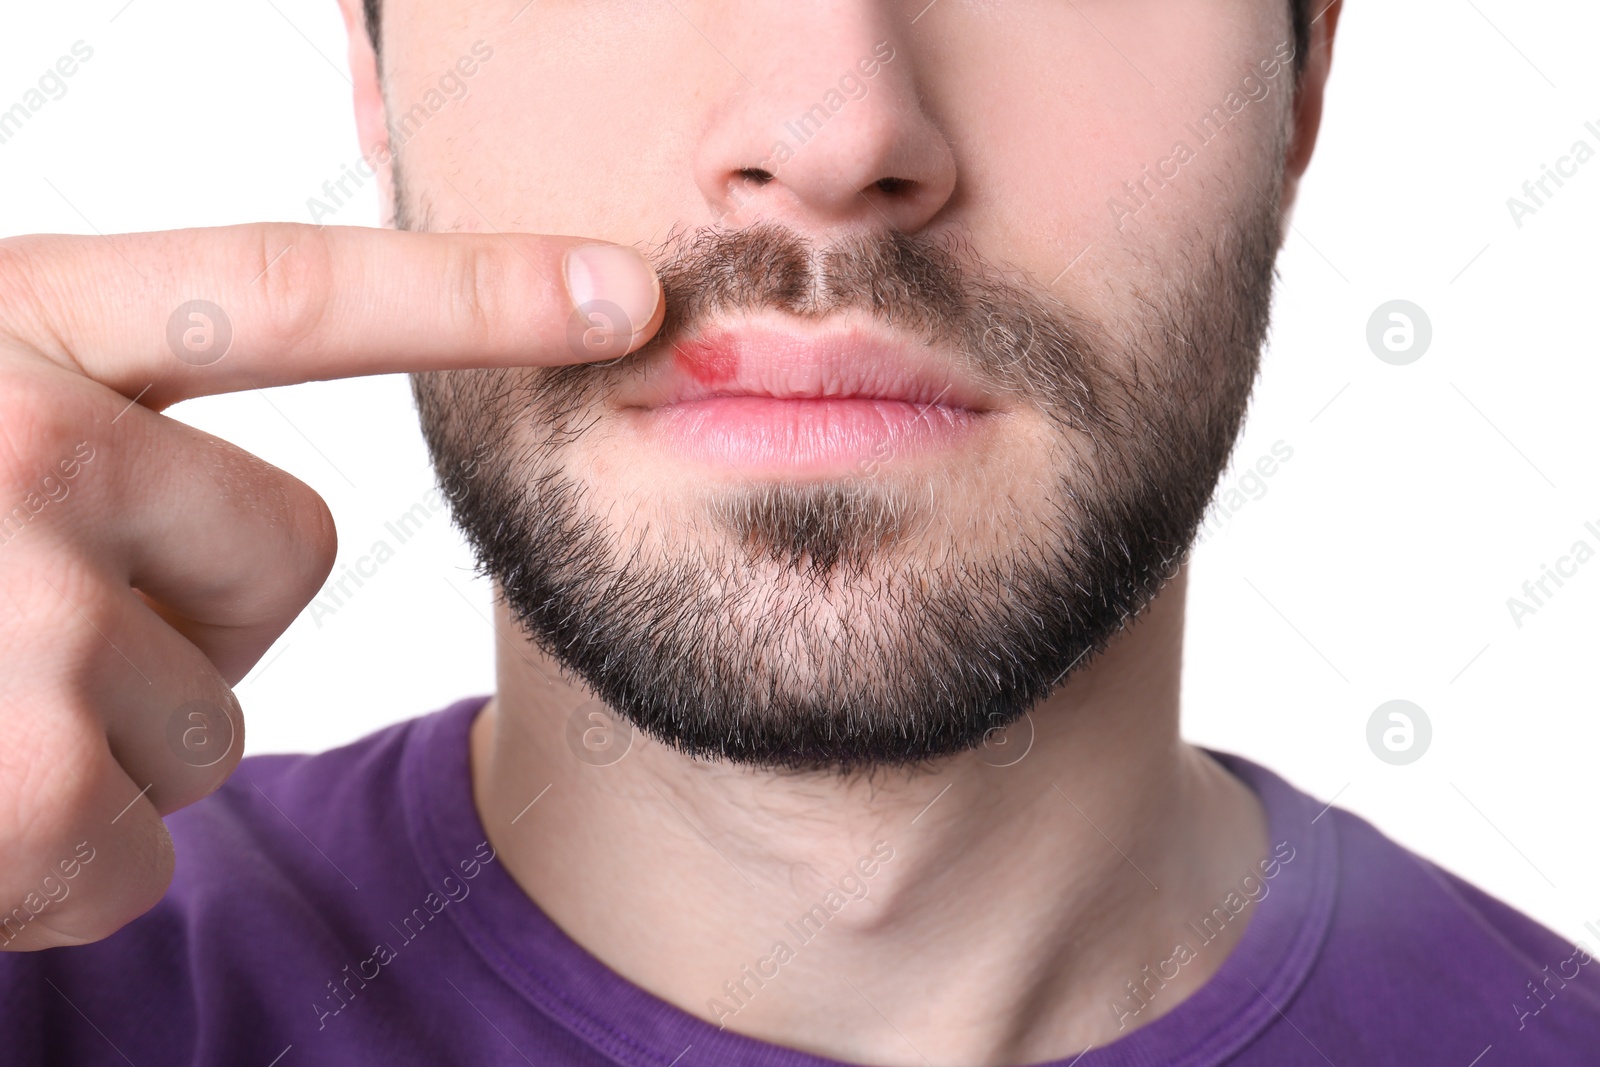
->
0, 227, 663, 950
0, 2, 1340, 1065
352, 0, 1339, 1062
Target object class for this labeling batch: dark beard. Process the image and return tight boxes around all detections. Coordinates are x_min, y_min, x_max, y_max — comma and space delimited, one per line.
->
410, 204, 1280, 773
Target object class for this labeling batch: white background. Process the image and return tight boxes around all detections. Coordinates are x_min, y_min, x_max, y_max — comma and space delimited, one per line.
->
1, 2, 1596, 946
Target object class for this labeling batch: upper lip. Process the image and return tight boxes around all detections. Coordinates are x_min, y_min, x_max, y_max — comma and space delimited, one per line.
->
621, 322, 995, 412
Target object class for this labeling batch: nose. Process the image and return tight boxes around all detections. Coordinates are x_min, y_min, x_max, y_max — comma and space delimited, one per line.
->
693, 12, 957, 236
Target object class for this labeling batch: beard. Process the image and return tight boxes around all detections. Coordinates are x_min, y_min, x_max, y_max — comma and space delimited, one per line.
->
409, 189, 1281, 773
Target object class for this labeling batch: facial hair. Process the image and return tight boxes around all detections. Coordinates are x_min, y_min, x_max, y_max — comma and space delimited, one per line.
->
410, 193, 1281, 773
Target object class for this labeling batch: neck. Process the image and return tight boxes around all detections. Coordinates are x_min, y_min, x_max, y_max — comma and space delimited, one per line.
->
471, 567, 1268, 1065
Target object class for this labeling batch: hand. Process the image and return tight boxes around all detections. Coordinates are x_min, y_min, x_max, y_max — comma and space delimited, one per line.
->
0, 223, 662, 950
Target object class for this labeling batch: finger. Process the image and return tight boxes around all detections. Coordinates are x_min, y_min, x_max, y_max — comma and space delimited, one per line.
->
17, 558, 243, 817
0, 701, 173, 952
3, 362, 335, 684
0, 223, 665, 407
106, 401, 337, 684
90, 594, 245, 817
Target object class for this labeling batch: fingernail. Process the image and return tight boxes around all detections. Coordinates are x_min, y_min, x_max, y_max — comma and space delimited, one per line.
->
562, 243, 661, 354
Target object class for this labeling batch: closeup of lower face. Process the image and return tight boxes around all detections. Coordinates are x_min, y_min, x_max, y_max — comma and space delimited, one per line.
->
383, 0, 1302, 771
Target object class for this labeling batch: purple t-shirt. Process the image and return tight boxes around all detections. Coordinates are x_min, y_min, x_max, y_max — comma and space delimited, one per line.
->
5, 695, 1599, 1065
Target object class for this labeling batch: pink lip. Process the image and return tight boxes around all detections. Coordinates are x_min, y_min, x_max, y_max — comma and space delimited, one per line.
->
622, 326, 994, 473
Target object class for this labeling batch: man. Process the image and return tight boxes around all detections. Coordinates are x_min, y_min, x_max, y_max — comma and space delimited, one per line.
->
1, 0, 1596, 1063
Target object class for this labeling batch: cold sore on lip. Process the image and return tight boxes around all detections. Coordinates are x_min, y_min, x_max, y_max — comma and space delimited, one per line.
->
638, 329, 988, 473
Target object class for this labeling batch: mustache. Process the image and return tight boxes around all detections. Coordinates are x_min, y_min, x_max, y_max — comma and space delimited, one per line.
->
610, 222, 1119, 437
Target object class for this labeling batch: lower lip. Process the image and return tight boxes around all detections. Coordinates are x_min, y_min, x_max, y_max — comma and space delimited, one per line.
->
636, 396, 981, 472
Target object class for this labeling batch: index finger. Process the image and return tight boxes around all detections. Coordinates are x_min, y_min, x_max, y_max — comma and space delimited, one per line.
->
0, 223, 664, 407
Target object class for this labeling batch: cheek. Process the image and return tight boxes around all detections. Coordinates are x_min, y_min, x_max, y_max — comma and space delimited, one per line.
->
924, 0, 1287, 296
387, 10, 716, 240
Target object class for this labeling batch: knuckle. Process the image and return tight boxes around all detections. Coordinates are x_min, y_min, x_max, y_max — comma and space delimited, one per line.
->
279, 473, 338, 598
250, 461, 337, 605
444, 242, 512, 347
243, 224, 334, 351
97, 827, 176, 941
155, 687, 245, 806
30, 820, 172, 949
198, 444, 337, 611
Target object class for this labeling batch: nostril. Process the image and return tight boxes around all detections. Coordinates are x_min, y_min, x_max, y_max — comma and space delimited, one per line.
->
874, 177, 915, 195
737, 167, 775, 185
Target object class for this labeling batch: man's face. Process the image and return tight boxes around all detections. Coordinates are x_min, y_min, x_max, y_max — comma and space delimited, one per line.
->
378, 0, 1300, 770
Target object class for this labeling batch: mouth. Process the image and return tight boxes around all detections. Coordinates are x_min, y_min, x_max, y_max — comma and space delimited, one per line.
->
618, 323, 999, 474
